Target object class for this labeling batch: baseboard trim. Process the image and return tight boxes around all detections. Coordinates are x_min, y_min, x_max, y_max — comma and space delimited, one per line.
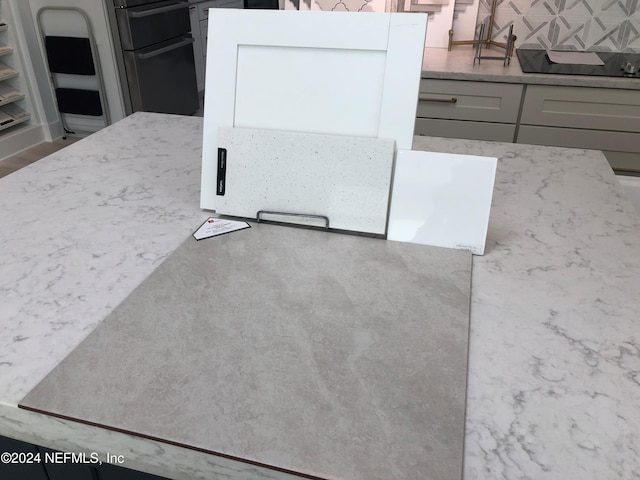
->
0, 124, 46, 162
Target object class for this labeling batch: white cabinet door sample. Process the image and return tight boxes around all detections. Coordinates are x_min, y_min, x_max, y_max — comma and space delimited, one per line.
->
200, 10, 427, 210
216, 127, 395, 235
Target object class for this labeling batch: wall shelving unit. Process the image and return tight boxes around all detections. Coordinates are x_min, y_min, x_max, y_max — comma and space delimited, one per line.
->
0, 0, 32, 135
0, 0, 53, 161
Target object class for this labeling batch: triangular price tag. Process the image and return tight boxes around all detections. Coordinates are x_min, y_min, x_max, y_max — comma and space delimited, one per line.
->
193, 217, 251, 241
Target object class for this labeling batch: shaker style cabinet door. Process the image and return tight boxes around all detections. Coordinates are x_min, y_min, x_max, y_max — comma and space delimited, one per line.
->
416, 79, 522, 123
520, 85, 640, 133
517, 85, 640, 172
414, 79, 523, 142
200, 10, 427, 210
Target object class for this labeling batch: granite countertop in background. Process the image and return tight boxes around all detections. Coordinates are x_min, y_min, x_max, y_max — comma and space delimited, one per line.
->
422, 46, 640, 90
1, 112, 640, 480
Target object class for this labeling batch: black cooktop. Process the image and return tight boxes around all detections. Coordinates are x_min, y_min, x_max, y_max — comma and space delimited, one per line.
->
516, 48, 640, 78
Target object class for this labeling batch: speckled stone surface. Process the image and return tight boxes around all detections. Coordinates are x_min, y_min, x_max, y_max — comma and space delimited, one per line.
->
21, 223, 472, 480
214, 127, 395, 234
422, 46, 640, 90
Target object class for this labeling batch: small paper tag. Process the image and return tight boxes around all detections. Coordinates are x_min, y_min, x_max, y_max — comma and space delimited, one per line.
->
193, 217, 250, 241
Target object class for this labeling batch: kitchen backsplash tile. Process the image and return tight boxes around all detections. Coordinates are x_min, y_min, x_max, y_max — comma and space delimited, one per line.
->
282, 0, 638, 51
478, 0, 640, 52
288, 0, 473, 47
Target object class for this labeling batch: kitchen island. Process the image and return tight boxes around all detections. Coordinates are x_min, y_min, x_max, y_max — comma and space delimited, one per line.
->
1, 112, 640, 480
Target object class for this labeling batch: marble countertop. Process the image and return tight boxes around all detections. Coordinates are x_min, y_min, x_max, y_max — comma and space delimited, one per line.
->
2, 112, 640, 480
422, 46, 640, 90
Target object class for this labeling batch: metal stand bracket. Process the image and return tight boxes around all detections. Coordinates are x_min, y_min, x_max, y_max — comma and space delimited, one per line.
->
256, 210, 330, 229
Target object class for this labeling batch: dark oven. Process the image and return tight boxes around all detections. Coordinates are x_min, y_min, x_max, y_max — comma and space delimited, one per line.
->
111, 0, 199, 115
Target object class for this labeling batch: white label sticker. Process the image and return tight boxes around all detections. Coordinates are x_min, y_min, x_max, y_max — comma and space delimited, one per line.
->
193, 217, 250, 241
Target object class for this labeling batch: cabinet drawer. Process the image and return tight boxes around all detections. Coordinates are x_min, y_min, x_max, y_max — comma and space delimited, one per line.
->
603, 151, 640, 173
198, 0, 242, 19
198, 0, 218, 19
519, 125, 640, 173
517, 125, 640, 154
521, 85, 640, 133
415, 118, 516, 143
417, 79, 523, 123
216, 0, 243, 7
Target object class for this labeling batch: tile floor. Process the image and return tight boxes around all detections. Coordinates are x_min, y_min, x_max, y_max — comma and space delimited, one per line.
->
0, 137, 80, 179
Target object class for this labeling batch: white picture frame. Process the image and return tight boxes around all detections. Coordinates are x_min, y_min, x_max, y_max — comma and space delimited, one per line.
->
200, 9, 427, 211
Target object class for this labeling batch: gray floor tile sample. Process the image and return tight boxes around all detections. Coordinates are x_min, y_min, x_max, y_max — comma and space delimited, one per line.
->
21, 223, 472, 480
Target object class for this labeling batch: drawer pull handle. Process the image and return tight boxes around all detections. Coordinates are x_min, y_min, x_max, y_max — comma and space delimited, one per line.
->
419, 96, 458, 103
129, 2, 189, 18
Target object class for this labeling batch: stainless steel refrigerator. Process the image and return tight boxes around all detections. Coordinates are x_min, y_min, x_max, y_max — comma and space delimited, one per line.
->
108, 0, 199, 115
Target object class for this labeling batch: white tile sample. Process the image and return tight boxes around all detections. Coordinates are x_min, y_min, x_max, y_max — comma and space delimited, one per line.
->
388, 149, 497, 254
201, 10, 427, 211
216, 127, 395, 235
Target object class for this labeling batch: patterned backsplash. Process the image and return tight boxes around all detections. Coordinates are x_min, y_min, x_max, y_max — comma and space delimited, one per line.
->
478, 0, 640, 52
285, 0, 639, 52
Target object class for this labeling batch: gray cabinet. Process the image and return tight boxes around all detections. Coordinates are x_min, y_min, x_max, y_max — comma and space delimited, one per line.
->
519, 84, 640, 132
0, 436, 49, 480
39, 447, 98, 480
96, 462, 169, 480
415, 77, 640, 173
189, 0, 244, 92
517, 85, 640, 173
0, 435, 170, 480
414, 79, 523, 142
